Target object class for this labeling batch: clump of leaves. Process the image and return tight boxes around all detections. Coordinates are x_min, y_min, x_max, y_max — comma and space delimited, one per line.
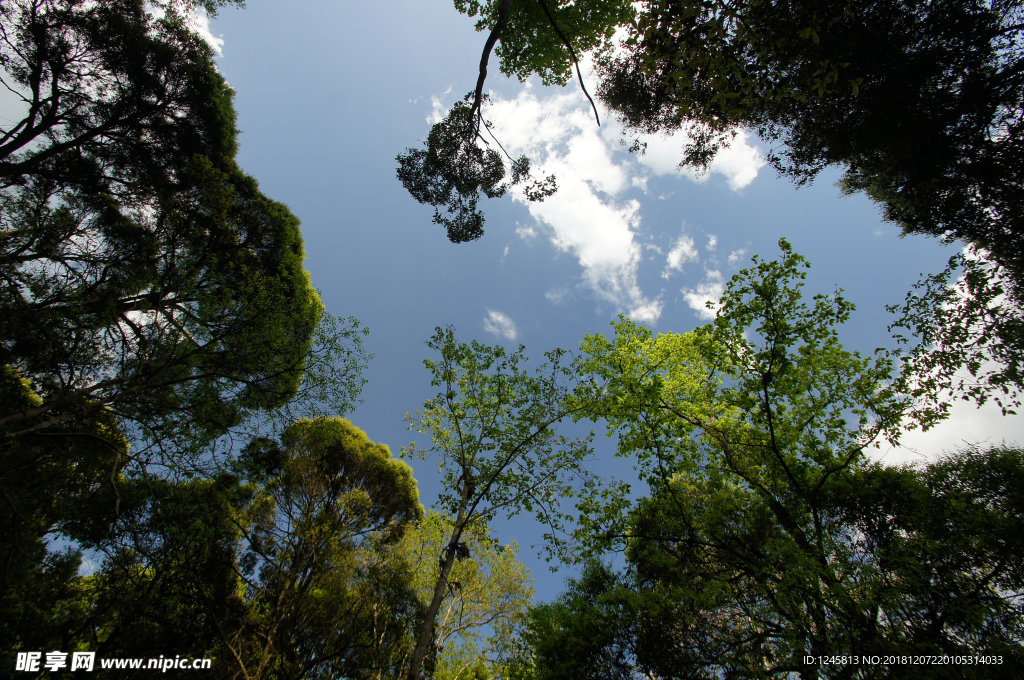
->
396, 93, 556, 243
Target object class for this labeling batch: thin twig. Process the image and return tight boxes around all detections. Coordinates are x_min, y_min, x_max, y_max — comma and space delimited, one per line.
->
536, 0, 601, 126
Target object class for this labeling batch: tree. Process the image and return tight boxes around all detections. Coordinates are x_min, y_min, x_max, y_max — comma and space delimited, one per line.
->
395, 0, 637, 241
3, 417, 425, 678
446, 0, 1022, 278
393, 511, 533, 680
548, 241, 1023, 678
512, 561, 639, 680
429, 0, 1024, 401
401, 327, 597, 680
396, 93, 556, 244
221, 418, 424, 680
594, 0, 1024, 406
886, 249, 1023, 417
516, 447, 1024, 680
569, 241, 907, 676
0, 364, 130, 666
0, 0, 347, 464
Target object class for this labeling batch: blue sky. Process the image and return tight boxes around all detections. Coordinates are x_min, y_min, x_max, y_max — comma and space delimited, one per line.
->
202, 1, 1021, 600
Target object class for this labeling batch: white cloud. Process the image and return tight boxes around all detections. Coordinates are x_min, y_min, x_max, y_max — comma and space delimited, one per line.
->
728, 248, 750, 265
515, 222, 537, 240
873, 398, 1022, 467
633, 128, 766, 190
483, 309, 518, 340
186, 8, 224, 55
424, 60, 764, 323
427, 94, 449, 124
486, 86, 661, 321
628, 300, 663, 323
707, 234, 718, 251
682, 270, 726, 320
545, 287, 570, 304
663, 233, 698, 278
871, 252, 1021, 466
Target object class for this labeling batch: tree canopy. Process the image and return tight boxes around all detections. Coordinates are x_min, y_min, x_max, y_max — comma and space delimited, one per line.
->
444, 0, 1022, 271
401, 327, 598, 679
394, 511, 534, 680
0, 0, 350, 463
3, 417, 427, 679
412, 0, 1024, 408
509, 243, 1024, 679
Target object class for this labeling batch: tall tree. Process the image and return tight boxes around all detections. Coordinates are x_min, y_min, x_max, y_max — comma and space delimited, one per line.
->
0, 0, 342, 464
3, 417, 425, 679
439, 0, 1022, 275
222, 418, 424, 680
512, 243, 1024, 679
401, 328, 597, 680
570, 241, 910, 675
516, 447, 1024, 680
394, 511, 534, 680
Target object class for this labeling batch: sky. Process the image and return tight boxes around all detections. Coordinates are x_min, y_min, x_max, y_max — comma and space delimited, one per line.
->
203, 1, 1021, 601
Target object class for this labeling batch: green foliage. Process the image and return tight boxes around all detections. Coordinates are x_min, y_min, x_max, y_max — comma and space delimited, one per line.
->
396, 93, 555, 243
572, 239, 908, 554
224, 418, 423, 679
887, 249, 1023, 416
519, 447, 1024, 680
395, 511, 533, 680
1, 4, 382, 677
3, 417, 425, 679
402, 327, 597, 679
456, 0, 635, 87
530, 242, 1024, 678
511, 561, 637, 680
406, 328, 593, 531
0, 366, 130, 662
597, 0, 1022, 257
0, 0, 357, 466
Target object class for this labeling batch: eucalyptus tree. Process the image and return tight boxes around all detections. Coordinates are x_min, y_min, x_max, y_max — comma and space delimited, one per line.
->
401, 328, 597, 680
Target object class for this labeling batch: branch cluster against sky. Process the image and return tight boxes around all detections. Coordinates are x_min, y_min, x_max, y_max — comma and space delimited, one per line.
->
203, 0, 1019, 594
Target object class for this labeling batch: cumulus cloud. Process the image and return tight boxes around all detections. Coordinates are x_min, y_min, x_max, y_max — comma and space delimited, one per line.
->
483, 309, 517, 340
186, 8, 224, 55
633, 128, 766, 190
424, 61, 764, 323
873, 397, 1022, 467
682, 270, 726, 320
728, 248, 750, 265
663, 233, 698, 278
486, 86, 661, 321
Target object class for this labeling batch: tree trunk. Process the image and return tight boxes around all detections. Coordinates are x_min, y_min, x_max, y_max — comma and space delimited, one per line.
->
407, 519, 466, 680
